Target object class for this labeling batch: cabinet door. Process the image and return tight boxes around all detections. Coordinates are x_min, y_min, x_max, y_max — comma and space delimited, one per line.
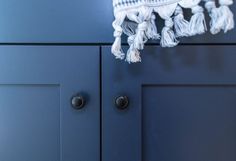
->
102, 46, 236, 161
0, 46, 100, 161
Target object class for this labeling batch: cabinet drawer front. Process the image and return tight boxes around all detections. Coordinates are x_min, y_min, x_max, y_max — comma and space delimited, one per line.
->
0, 0, 235, 43
0, 46, 100, 161
0, 0, 113, 43
102, 45, 236, 161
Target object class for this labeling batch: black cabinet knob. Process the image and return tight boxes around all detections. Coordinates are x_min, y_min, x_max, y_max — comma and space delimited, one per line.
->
115, 96, 129, 110
71, 95, 86, 110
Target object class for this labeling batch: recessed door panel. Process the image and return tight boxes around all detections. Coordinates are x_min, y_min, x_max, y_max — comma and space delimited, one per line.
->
143, 85, 236, 161
0, 85, 60, 161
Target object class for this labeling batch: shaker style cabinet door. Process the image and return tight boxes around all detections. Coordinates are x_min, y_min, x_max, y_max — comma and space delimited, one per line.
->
102, 46, 236, 161
0, 46, 100, 161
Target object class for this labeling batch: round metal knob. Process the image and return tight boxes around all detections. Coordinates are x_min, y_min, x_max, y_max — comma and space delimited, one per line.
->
71, 95, 86, 110
115, 96, 129, 110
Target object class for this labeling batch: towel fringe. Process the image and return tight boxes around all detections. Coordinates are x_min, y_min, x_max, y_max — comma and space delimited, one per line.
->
218, 0, 234, 33
112, 0, 234, 63
111, 12, 126, 60
161, 18, 179, 47
174, 5, 191, 37
189, 5, 207, 35
146, 14, 161, 39
205, 0, 234, 34
126, 45, 142, 63
134, 21, 148, 50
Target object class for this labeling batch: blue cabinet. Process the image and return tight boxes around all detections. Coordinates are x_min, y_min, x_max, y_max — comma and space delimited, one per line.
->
102, 45, 236, 161
0, 0, 114, 43
0, 46, 100, 161
0, 0, 235, 43
1, 45, 235, 161
0, 1, 235, 161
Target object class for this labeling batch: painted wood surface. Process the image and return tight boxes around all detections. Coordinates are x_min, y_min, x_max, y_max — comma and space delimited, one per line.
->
102, 45, 236, 161
0, 46, 100, 161
0, 0, 234, 43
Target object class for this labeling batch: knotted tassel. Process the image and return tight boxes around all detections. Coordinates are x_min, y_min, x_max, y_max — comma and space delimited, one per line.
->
205, 0, 234, 34
126, 35, 141, 63
189, 5, 207, 35
146, 14, 160, 40
161, 18, 179, 47
174, 5, 190, 37
126, 45, 141, 63
204, 0, 222, 34
133, 21, 148, 50
122, 21, 137, 36
111, 13, 126, 60
218, 0, 234, 33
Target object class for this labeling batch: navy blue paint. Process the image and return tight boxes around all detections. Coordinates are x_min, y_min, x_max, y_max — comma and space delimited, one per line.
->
102, 45, 236, 161
0, 46, 100, 161
0, 0, 114, 43
0, 0, 235, 43
143, 85, 236, 161
0, 85, 60, 161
